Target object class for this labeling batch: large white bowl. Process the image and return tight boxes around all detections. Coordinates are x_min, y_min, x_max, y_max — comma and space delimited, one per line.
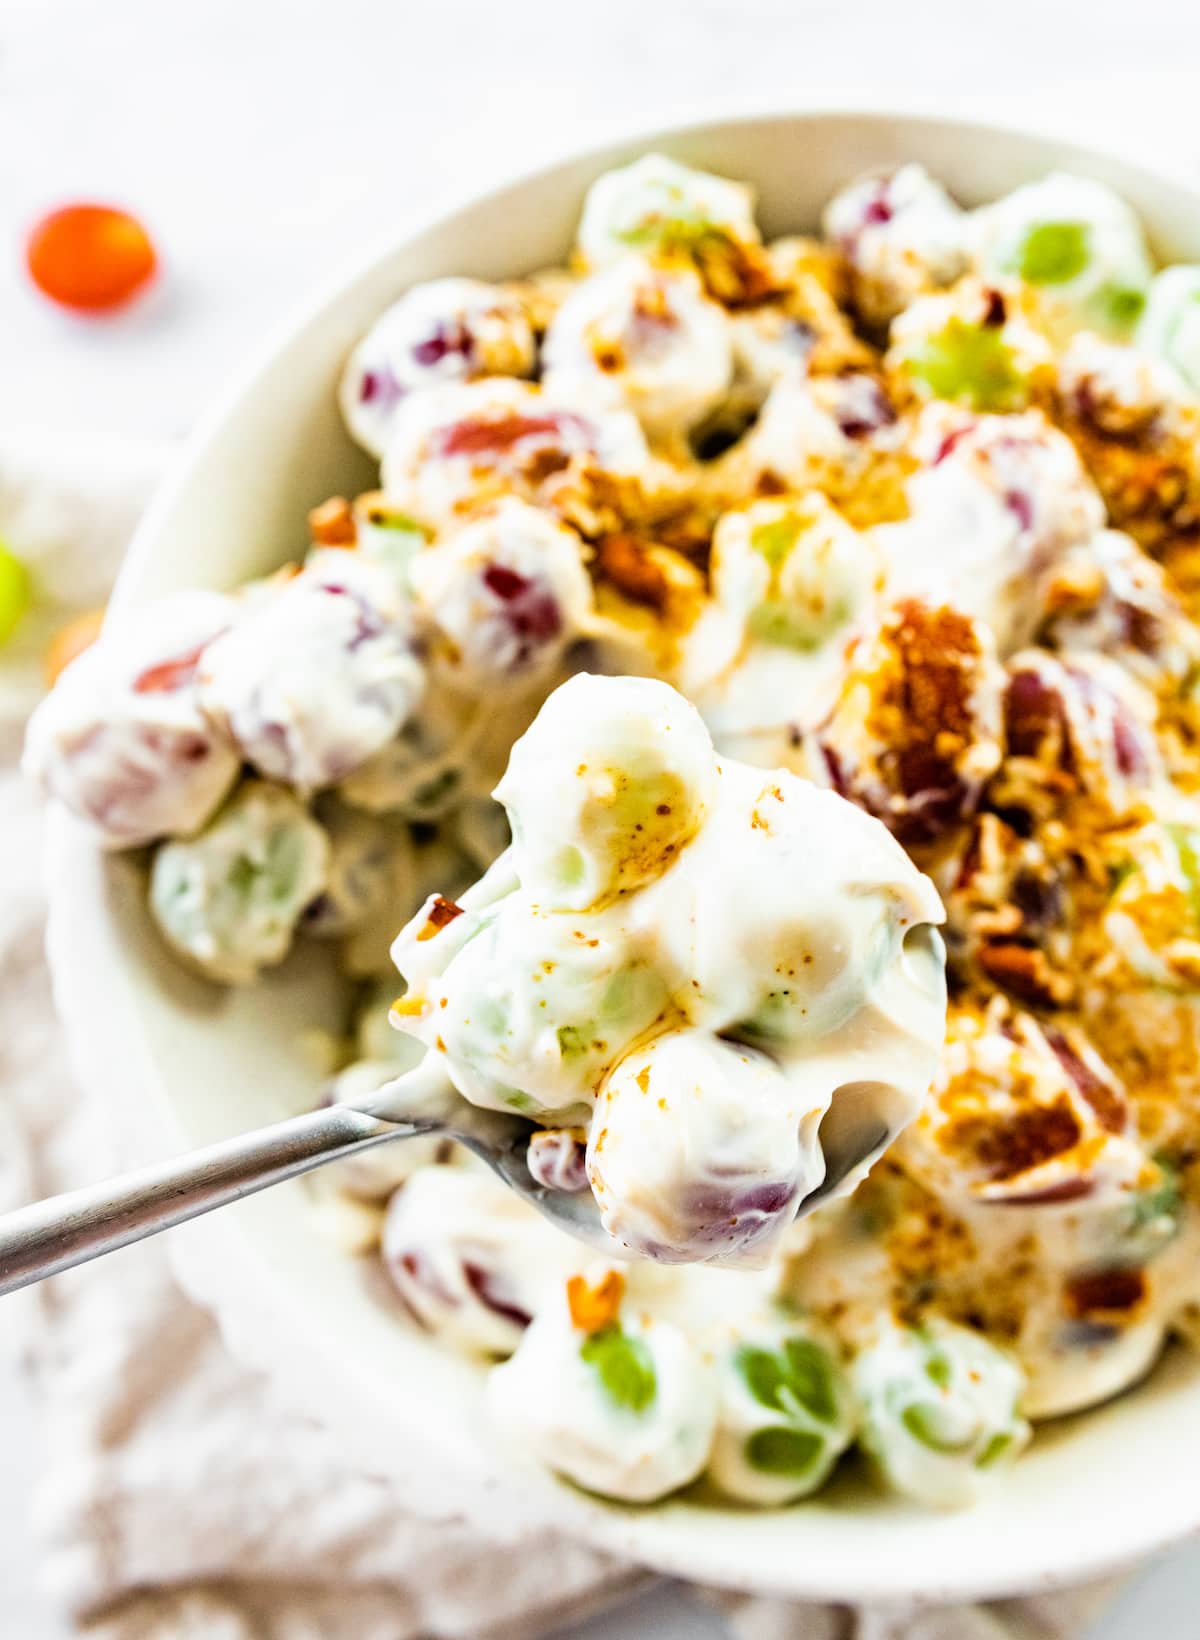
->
46, 110, 1200, 1605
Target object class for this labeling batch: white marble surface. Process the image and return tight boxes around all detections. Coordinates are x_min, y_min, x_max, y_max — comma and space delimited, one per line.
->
4, 1, 1200, 1633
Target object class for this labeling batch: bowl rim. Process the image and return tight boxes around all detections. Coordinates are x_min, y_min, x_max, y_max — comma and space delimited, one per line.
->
46, 103, 1200, 1605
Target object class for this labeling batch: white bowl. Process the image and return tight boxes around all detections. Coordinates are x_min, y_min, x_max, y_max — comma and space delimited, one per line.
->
46, 110, 1200, 1605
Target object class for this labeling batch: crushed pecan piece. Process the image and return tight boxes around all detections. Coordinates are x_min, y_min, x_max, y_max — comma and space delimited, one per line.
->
692, 237, 780, 308
1064, 1266, 1146, 1320
415, 895, 464, 942
1040, 558, 1108, 618
1044, 1028, 1127, 1134
976, 941, 1073, 1007
566, 1269, 626, 1334
952, 1097, 1081, 1183
595, 534, 670, 612
308, 495, 358, 547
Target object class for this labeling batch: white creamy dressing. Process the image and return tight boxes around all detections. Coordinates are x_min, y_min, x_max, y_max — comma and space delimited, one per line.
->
970, 172, 1153, 342
382, 1166, 581, 1356
714, 375, 871, 502
1138, 265, 1200, 394
198, 558, 425, 793
408, 497, 594, 686
379, 376, 652, 530
339, 276, 536, 458
149, 780, 330, 983
576, 152, 759, 272
23, 590, 241, 847
821, 163, 969, 326
487, 1276, 720, 1502
876, 406, 1105, 654
543, 255, 733, 440
681, 492, 884, 746
852, 1318, 1030, 1508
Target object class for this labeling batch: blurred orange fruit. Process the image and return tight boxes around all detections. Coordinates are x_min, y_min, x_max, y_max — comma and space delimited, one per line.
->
44, 607, 106, 684
26, 203, 157, 313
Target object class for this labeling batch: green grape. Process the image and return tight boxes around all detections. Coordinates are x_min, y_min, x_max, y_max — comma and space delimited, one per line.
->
975, 1431, 1015, 1469
618, 212, 721, 255
900, 1400, 976, 1454
906, 319, 1026, 412
1166, 824, 1200, 924
725, 500, 872, 653
736, 1336, 839, 1424
707, 1323, 857, 1505
580, 1325, 658, 1412
744, 1426, 824, 1475
556, 1024, 590, 1059
1118, 1155, 1184, 1265
1138, 267, 1200, 387
747, 602, 848, 652
356, 504, 429, 589
978, 175, 1151, 341
853, 1320, 1029, 1506
750, 515, 803, 571
1132, 1157, 1183, 1235
1096, 285, 1146, 330
149, 781, 329, 984
1017, 221, 1090, 285
0, 542, 32, 644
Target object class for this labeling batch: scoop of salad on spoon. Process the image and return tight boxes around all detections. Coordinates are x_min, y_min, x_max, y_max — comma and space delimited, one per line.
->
0, 672, 946, 1296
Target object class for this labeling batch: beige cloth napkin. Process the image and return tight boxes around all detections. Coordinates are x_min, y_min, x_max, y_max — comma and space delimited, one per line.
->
0, 437, 1125, 1639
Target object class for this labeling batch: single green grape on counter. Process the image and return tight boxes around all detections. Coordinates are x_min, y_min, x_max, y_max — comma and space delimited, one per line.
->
0, 540, 32, 644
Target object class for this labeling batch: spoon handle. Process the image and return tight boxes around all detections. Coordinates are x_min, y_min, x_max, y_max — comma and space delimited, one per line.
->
0, 1101, 434, 1297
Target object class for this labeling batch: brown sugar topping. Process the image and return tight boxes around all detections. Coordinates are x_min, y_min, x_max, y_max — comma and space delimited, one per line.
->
882, 601, 979, 745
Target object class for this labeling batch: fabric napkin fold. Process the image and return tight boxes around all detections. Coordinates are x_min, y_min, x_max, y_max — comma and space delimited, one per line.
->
0, 433, 1123, 1639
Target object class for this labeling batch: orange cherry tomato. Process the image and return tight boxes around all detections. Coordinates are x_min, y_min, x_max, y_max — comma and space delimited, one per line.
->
26, 204, 157, 313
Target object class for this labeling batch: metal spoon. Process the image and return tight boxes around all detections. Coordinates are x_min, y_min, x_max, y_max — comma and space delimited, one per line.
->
0, 1052, 904, 1298
0, 1057, 614, 1298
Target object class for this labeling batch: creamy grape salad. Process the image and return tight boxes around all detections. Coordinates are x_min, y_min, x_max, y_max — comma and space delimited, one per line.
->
391, 672, 945, 1265
26, 150, 1200, 1511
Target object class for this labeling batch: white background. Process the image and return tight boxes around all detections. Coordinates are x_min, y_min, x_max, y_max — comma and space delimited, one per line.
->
3, 1, 1200, 1634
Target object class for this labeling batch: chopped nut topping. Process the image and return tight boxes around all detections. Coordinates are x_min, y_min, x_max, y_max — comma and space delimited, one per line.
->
566, 1269, 626, 1334
977, 942, 1074, 1007
1041, 559, 1107, 616
308, 495, 358, 547
1064, 1266, 1147, 1320
415, 895, 465, 942
595, 533, 670, 611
